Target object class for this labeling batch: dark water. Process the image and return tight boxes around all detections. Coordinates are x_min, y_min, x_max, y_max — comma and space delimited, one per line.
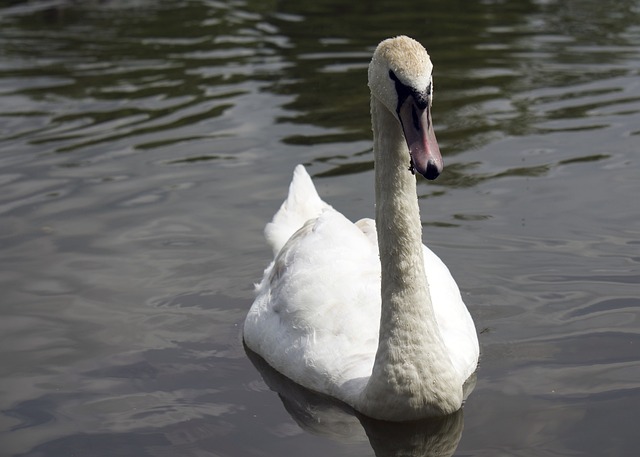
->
1, 0, 639, 455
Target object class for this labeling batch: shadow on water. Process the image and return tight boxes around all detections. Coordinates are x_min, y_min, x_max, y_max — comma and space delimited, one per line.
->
245, 346, 466, 457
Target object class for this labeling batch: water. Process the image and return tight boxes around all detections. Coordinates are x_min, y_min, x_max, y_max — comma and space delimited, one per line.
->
0, 0, 638, 455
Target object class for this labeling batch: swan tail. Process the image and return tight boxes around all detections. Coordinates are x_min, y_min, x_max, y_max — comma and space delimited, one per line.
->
265, 164, 331, 255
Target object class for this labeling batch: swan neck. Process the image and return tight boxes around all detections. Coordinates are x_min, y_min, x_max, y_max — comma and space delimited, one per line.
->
371, 96, 431, 323
372, 100, 426, 299
360, 96, 462, 420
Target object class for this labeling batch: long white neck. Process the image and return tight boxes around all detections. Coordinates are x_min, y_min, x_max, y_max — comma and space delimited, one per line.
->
359, 96, 463, 420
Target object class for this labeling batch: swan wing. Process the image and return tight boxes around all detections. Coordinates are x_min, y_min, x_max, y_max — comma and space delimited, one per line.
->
423, 246, 479, 381
246, 203, 381, 402
355, 217, 377, 246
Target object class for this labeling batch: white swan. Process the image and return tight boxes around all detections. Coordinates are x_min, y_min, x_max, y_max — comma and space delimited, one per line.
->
244, 36, 479, 421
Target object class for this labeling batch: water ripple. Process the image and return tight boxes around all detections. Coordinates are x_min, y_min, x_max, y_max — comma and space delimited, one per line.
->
1, 1, 640, 456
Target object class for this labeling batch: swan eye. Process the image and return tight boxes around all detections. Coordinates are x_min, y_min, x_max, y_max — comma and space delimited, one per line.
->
388, 70, 430, 112
414, 92, 428, 110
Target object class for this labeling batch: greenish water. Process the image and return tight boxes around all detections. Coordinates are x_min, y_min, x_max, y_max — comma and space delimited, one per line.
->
0, 0, 639, 456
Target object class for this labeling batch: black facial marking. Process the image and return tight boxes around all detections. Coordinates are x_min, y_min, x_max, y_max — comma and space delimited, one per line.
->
388, 69, 430, 113
389, 70, 412, 113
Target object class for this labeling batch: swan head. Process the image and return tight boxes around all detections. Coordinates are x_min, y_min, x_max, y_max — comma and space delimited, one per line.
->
368, 36, 443, 180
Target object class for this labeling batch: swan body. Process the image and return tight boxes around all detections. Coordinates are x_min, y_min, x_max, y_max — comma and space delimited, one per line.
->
244, 36, 479, 421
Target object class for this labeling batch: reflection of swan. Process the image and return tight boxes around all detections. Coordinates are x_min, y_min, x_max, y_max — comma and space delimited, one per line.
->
244, 36, 479, 421
246, 346, 466, 457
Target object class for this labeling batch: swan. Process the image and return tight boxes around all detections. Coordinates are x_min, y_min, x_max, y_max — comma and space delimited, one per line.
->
244, 36, 479, 421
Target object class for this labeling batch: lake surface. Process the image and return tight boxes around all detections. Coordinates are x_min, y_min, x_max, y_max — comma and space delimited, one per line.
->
1, 0, 639, 455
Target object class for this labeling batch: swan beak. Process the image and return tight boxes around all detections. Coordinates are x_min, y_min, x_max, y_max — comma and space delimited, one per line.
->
398, 97, 443, 180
